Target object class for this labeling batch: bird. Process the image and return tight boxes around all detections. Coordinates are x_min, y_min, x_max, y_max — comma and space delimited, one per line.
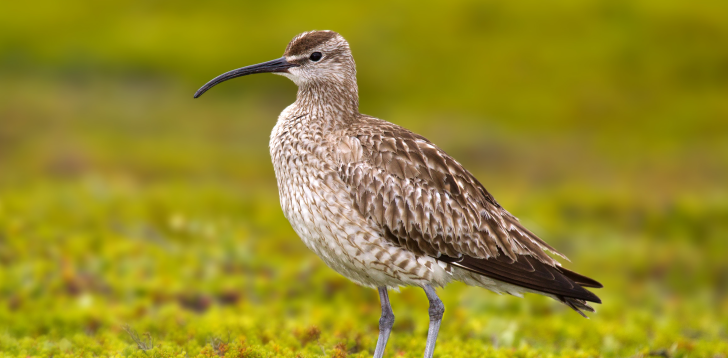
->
194, 30, 602, 358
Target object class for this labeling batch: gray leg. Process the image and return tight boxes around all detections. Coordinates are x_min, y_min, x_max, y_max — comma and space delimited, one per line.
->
373, 286, 395, 358
423, 285, 444, 358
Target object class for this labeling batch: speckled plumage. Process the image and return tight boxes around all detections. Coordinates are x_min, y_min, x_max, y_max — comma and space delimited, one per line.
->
196, 30, 602, 357
269, 30, 600, 308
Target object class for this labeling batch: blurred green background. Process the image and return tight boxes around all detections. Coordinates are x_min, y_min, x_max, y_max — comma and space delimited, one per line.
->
1, 1, 727, 357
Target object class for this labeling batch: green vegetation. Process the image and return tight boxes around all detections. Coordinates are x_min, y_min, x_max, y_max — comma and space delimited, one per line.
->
1, 0, 727, 357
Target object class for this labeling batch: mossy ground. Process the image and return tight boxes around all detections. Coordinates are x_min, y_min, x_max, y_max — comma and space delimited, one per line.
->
2, 0, 728, 357
1, 177, 726, 357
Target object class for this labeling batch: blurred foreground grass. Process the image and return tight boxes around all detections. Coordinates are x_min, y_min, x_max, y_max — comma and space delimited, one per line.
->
1, 173, 727, 358
2, 0, 728, 357
1, 173, 727, 357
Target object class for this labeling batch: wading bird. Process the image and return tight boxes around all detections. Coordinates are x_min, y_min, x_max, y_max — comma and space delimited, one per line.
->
194, 30, 602, 358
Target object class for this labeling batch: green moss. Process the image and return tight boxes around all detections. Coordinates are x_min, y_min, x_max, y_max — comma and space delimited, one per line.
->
0, 179, 726, 357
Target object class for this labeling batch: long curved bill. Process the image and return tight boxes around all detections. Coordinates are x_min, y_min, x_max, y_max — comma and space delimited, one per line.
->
194, 57, 298, 98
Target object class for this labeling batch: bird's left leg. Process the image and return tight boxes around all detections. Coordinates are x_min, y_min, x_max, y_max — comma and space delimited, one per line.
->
373, 286, 395, 358
422, 284, 444, 358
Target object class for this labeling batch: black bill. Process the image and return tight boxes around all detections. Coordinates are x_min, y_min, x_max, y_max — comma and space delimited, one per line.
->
194, 57, 298, 98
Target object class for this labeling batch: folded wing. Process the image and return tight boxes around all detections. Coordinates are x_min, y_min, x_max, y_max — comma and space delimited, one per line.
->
337, 116, 602, 314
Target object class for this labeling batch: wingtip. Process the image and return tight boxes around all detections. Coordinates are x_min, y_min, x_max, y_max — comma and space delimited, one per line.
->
559, 267, 604, 289
575, 284, 602, 304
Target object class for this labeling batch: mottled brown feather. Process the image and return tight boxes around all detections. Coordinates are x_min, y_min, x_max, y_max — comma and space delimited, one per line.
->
337, 115, 601, 309
339, 115, 565, 264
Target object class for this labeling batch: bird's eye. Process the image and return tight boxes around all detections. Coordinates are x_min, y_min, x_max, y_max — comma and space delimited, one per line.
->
309, 52, 322, 62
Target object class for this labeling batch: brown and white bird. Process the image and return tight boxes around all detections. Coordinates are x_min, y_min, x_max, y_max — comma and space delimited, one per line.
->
195, 30, 602, 358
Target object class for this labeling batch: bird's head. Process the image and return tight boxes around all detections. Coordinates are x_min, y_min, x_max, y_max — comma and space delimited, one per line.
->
194, 30, 357, 98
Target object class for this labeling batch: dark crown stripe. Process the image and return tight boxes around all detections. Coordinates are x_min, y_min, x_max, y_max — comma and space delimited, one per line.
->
285, 31, 338, 56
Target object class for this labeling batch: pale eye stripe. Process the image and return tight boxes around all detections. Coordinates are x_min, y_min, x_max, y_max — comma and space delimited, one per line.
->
287, 55, 308, 62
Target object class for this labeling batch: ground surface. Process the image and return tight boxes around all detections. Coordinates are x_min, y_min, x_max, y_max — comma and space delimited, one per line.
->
1, 178, 727, 358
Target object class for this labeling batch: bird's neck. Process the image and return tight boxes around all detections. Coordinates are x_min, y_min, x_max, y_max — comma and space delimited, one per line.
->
294, 77, 359, 123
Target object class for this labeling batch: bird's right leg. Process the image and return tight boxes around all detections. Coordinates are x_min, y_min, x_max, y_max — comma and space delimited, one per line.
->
373, 286, 395, 358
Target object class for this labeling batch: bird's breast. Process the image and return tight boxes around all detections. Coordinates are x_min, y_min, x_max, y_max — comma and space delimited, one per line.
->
268, 111, 342, 244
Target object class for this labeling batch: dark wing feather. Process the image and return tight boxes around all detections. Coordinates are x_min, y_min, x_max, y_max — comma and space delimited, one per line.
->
438, 248, 601, 303
559, 267, 604, 289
